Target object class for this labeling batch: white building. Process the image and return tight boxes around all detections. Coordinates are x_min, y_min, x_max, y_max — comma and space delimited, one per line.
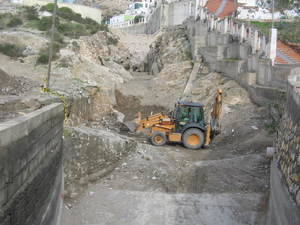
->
109, 0, 159, 26
237, 0, 257, 7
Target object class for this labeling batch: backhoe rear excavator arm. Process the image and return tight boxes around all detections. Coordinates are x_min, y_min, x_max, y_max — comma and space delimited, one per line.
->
204, 89, 223, 147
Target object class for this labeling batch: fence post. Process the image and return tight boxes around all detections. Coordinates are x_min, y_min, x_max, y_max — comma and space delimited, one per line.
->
240, 23, 245, 43
223, 17, 228, 33
252, 30, 258, 54
269, 28, 277, 65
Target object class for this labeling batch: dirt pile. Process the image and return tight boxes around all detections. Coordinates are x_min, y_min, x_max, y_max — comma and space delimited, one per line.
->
0, 68, 38, 95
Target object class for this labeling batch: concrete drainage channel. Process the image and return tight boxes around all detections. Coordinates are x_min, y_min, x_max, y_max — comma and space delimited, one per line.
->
0, 22, 282, 225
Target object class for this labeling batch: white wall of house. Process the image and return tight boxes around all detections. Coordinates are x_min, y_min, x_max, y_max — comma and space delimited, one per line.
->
237, 0, 257, 7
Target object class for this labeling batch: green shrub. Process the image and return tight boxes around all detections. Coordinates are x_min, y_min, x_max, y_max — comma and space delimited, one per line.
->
0, 43, 24, 57
54, 32, 64, 44
134, 15, 144, 24
40, 3, 55, 12
58, 22, 88, 38
37, 16, 59, 31
37, 47, 57, 64
7, 17, 23, 27
107, 36, 118, 45
37, 17, 52, 30
58, 7, 74, 20
36, 51, 49, 64
24, 6, 39, 20
36, 42, 62, 64
184, 50, 192, 60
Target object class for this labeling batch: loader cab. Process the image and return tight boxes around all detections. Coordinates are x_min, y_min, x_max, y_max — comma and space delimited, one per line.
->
174, 101, 205, 133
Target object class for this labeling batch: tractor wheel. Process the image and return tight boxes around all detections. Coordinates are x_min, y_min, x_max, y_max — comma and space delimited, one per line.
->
182, 128, 204, 150
151, 131, 167, 146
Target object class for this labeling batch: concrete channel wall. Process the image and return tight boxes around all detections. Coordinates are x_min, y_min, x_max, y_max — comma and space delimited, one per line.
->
183, 11, 300, 221
119, 0, 300, 223
0, 103, 64, 225
266, 74, 300, 225
183, 14, 300, 225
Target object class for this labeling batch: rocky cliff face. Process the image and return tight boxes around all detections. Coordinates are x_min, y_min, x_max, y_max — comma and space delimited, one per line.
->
59, 31, 134, 87
81, 0, 131, 18
146, 26, 193, 75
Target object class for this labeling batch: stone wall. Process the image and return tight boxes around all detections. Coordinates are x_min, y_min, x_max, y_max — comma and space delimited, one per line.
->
0, 103, 64, 225
63, 126, 137, 199
267, 74, 300, 225
275, 74, 300, 204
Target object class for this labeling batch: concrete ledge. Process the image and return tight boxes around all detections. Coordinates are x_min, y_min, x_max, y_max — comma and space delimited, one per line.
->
0, 103, 64, 147
0, 103, 64, 225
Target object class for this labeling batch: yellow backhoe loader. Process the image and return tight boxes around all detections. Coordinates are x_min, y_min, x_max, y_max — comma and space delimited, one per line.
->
129, 89, 223, 149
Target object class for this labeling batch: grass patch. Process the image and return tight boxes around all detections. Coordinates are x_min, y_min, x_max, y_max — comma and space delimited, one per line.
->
0, 43, 25, 57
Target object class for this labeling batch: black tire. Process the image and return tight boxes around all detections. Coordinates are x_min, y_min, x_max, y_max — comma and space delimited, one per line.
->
182, 128, 204, 150
150, 131, 167, 146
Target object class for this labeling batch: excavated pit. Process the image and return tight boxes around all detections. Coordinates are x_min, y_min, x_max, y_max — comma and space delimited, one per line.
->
114, 89, 168, 121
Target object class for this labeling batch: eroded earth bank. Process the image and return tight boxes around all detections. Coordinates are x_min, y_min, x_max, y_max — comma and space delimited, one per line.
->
60, 26, 276, 225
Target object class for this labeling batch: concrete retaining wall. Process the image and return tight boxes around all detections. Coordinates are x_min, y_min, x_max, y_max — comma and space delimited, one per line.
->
119, 23, 146, 35
119, 5, 162, 35
119, 1, 191, 35
165, 1, 190, 27
183, 14, 300, 223
0, 103, 64, 225
185, 18, 300, 106
267, 160, 300, 225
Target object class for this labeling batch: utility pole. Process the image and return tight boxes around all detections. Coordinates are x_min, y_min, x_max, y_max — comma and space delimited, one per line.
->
271, 0, 275, 28
44, 0, 58, 91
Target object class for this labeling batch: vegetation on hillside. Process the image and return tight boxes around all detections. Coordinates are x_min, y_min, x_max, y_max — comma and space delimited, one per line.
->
251, 19, 300, 44
0, 4, 109, 64
0, 43, 25, 58
276, 0, 300, 11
